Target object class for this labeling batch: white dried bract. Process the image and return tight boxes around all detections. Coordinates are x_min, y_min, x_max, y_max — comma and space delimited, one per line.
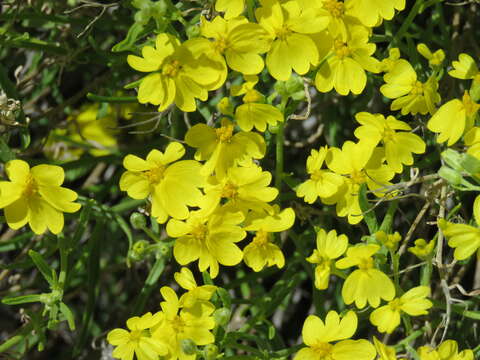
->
0, 90, 21, 126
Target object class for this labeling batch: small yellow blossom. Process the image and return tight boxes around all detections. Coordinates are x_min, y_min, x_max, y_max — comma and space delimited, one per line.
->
354, 112, 426, 173
294, 310, 376, 360
243, 206, 295, 271
296, 146, 344, 204
167, 207, 245, 278
379, 48, 401, 73
201, 164, 278, 215
465, 127, 480, 159
438, 195, 480, 260
119, 143, 205, 223
336, 244, 395, 308
127, 33, 224, 112
0, 159, 81, 234
154, 286, 216, 360
417, 43, 445, 67
230, 75, 284, 132
408, 238, 435, 260
418, 340, 474, 360
375, 230, 401, 251
449, 53, 480, 83
174, 267, 217, 309
256, 0, 328, 80
381, 59, 440, 115
306, 229, 348, 290
315, 27, 380, 96
184, 118, 266, 178
325, 141, 394, 224
427, 91, 480, 146
369, 286, 432, 333
107, 312, 167, 360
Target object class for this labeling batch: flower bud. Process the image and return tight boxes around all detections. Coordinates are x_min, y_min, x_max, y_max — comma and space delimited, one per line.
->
130, 212, 147, 229
180, 339, 197, 355
213, 307, 231, 326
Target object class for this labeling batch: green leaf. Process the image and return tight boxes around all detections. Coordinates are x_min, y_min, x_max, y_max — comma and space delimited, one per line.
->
28, 250, 56, 287
358, 183, 379, 234
0, 136, 15, 162
2, 294, 43, 305
59, 302, 75, 330
112, 22, 145, 52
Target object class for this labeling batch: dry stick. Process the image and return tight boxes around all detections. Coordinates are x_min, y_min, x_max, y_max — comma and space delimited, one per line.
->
433, 184, 453, 346
398, 200, 431, 256
288, 79, 311, 121
64, 0, 119, 38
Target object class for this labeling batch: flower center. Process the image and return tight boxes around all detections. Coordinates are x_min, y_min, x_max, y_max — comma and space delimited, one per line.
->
191, 223, 208, 242
171, 315, 185, 333
253, 230, 269, 246
323, 0, 345, 18
312, 342, 334, 358
214, 37, 228, 54
350, 170, 366, 184
221, 182, 238, 199
388, 298, 403, 311
163, 59, 181, 78
215, 123, 234, 142
243, 89, 263, 103
357, 256, 374, 270
382, 125, 396, 143
145, 166, 166, 184
275, 25, 291, 41
334, 39, 351, 59
311, 170, 325, 182
23, 175, 38, 197
410, 81, 424, 95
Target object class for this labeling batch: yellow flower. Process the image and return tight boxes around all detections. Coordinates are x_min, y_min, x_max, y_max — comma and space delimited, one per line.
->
119, 143, 205, 224
465, 127, 480, 159
184, 118, 266, 178
199, 16, 270, 75
325, 141, 394, 224
256, 0, 328, 80
449, 53, 480, 83
306, 229, 348, 290
336, 244, 395, 308
369, 286, 432, 333
375, 230, 401, 251
153, 286, 216, 360
215, 0, 245, 19
418, 340, 474, 360
308, 0, 364, 40
243, 206, 295, 271
354, 112, 426, 173
427, 91, 480, 146
381, 59, 440, 115
408, 238, 435, 260
373, 337, 396, 360
438, 195, 480, 260
230, 75, 284, 132
201, 164, 278, 215
315, 27, 380, 95
167, 206, 245, 278
417, 43, 445, 67
379, 47, 401, 73
345, 0, 405, 27
174, 267, 217, 309
296, 146, 344, 204
294, 310, 376, 360
107, 312, 167, 360
127, 33, 223, 112
0, 160, 81, 234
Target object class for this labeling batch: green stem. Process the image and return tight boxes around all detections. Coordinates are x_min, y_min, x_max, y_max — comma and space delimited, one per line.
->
86, 93, 137, 103
420, 257, 433, 285
0, 334, 24, 353
392, 0, 423, 46
246, 0, 256, 22
58, 236, 68, 289
275, 122, 285, 193
131, 257, 166, 315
